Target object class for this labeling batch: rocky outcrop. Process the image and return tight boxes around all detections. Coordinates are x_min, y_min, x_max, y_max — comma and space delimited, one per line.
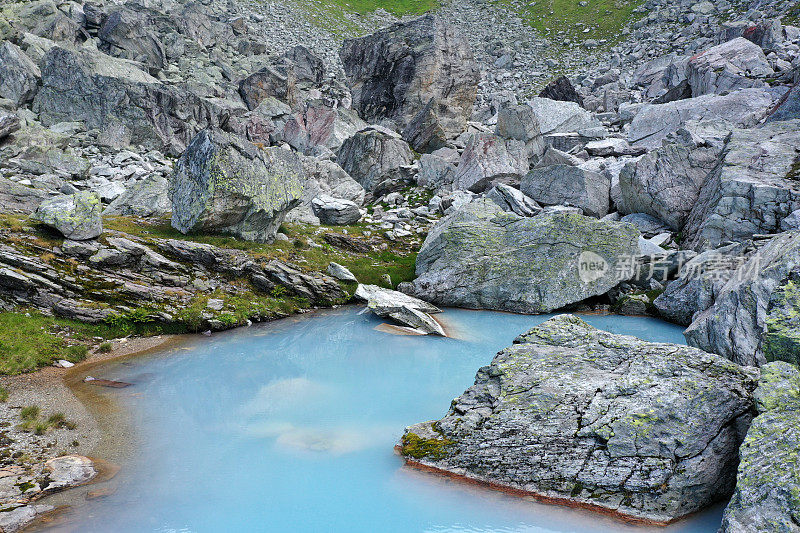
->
340, 14, 479, 152
286, 158, 364, 225
766, 81, 800, 122
485, 183, 540, 217
634, 53, 690, 103
683, 120, 800, 250
417, 151, 458, 193
336, 126, 414, 193
98, 6, 166, 70
452, 132, 528, 193
408, 199, 640, 313
169, 130, 304, 243
0, 41, 41, 106
685, 231, 800, 367
720, 362, 800, 532
0, 112, 20, 141
0, 176, 48, 213
32, 191, 102, 240
399, 315, 759, 524
687, 38, 773, 96
521, 164, 610, 218
527, 97, 602, 135
104, 175, 171, 218
354, 283, 444, 336
311, 194, 361, 225
238, 45, 325, 110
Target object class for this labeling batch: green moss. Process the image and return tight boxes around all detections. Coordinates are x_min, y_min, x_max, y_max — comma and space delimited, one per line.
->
400, 430, 454, 460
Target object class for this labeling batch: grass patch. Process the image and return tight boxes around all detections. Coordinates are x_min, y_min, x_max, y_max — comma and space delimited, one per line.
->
20, 406, 39, 421
98, 342, 113, 353
320, 0, 437, 16
496, 0, 643, 44
0, 387, 7, 402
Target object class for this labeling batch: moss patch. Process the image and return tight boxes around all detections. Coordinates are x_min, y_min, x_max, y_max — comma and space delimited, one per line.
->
400, 430, 454, 460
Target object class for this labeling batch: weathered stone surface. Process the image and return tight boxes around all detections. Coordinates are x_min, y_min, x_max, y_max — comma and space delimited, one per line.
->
528, 97, 602, 135
687, 38, 773, 97
584, 138, 645, 157
169, 130, 304, 243
766, 81, 800, 123
341, 14, 479, 151
417, 153, 457, 193
409, 200, 640, 313
326, 262, 357, 283
354, 283, 444, 336
104, 175, 171, 218
0, 111, 20, 141
627, 88, 776, 148
537, 76, 583, 105
33, 191, 102, 240
683, 120, 800, 250
0, 41, 41, 106
336, 126, 414, 192
0, 504, 54, 533
400, 315, 758, 523
634, 53, 690, 103
0, 177, 48, 213
311, 194, 361, 225
239, 45, 324, 110
521, 164, 610, 218
720, 362, 800, 532
686, 231, 800, 367
286, 158, 364, 225
452, 132, 528, 193
618, 139, 722, 230
485, 183, 540, 217
45, 455, 96, 490
98, 7, 166, 70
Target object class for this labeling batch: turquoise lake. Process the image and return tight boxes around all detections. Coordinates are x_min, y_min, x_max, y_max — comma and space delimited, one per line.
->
60, 307, 723, 532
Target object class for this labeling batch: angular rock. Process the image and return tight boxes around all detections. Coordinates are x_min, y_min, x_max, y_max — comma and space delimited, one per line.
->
634, 54, 690, 103
354, 283, 444, 336
326, 262, 357, 283
687, 38, 773, 97
521, 165, 610, 218
685, 231, 800, 367
417, 152, 457, 193
311, 194, 361, 225
766, 81, 800, 123
537, 76, 583, 105
286, 158, 364, 225
239, 45, 324, 110
485, 183, 540, 217
452, 132, 528, 193
0, 177, 48, 213
584, 138, 645, 157
683, 120, 800, 250
720, 362, 800, 532
409, 200, 640, 313
169, 130, 305, 243
0, 41, 41, 106
0, 111, 20, 141
336, 126, 414, 192
98, 7, 166, 70
340, 14, 479, 150
628, 88, 777, 148
33, 191, 102, 240
782, 210, 800, 232
104, 175, 171, 218
527, 97, 602, 135
400, 315, 758, 523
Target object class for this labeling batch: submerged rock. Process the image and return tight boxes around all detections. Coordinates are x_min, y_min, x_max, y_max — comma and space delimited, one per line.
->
409, 199, 640, 313
721, 362, 800, 532
32, 191, 102, 240
399, 315, 758, 524
169, 130, 304, 243
354, 284, 444, 336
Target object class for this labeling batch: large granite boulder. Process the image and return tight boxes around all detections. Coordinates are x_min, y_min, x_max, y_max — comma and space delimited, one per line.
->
399, 315, 759, 523
311, 194, 361, 225
634, 53, 690, 103
169, 130, 305, 243
104, 175, 171, 218
408, 199, 640, 313
627, 88, 777, 148
98, 6, 166, 70
0, 41, 41, 106
417, 152, 457, 193
521, 164, 610, 218
238, 45, 325, 110
766, 81, 800, 123
527, 97, 602, 135
285, 158, 364, 225
685, 231, 800, 367
720, 362, 800, 532
618, 131, 724, 230
485, 183, 541, 217
340, 14, 479, 152
0, 177, 48, 213
452, 132, 529, 193
687, 38, 773, 97
336, 126, 414, 192
32, 191, 102, 240
683, 120, 800, 250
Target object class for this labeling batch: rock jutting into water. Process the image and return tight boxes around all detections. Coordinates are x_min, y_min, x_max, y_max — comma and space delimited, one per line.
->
354, 284, 445, 336
398, 314, 759, 524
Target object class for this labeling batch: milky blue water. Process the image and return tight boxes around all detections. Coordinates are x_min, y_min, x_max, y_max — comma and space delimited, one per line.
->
65, 307, 722, 532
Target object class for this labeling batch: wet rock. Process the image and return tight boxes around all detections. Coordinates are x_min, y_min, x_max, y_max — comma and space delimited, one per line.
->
683, 120, 800, 250
0, 504, 54, 533
354, 283, 444, 336
685, 231, 800, 367
32, 191, 102, 240
169, 130, 304, 243
311, 194, 361, 225
687, 38, 773, 96
400, 314, 758, 523
341, 14, 479, 151
720, 362, 800, 532
452, 132, 528, 193
409, 200, 640, 313
336, 126, 414, 192
521, 165, 610, 218
0, 41, 41, 106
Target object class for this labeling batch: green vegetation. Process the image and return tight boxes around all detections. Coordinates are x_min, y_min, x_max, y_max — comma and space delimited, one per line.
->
496, 0, 643, 43
0, 387, 7, 402
98, 342, 113, 353
18, 407, 76, 434
319, 0, 437, 16
785, 1, 800, 25
19, 406, 39, 421
400, 427, 454, 460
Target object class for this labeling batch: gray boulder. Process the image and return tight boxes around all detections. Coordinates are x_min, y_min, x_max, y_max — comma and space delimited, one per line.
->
521, 164, 610, 218
720, 362, 800, 532
495, 104, 545, 160
169, 130, 305, 243
354, 284, 444, 336
687, 38, 773, 97
282, 101, 365, 154
452, 132, 528, 193
537, 76, 583, 105
399, 314, 758, 523
104, 175, 171, 218
286, 158, 364, 225
417, 152, 457, 193
766, 81, 800, 123
311, 194, 361, 225
0, 41, 41, 106
782, 210, 800, 232
685, 231, 800, 367
527, 97, 602, 135
238, 45, 324, 110
683, 120, 800, 250
584, 138, 645, 157
336, 126, 414, 192
634, 53, 690, 103
98, 7, 166, 70
326, 262, 357, 283
0, 177, 48, 213
33, 191, 102, 240
628, 88, 777, 148
340, 14, 479, 152
409, 199, 640, 313
485, 183, 541, 217
0, 111, 20, 141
